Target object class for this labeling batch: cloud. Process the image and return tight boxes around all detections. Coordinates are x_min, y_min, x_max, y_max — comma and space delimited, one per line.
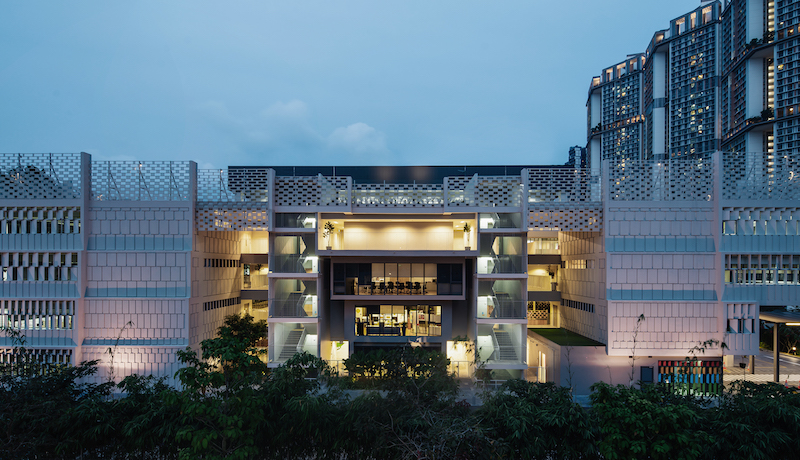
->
327, 122, 390, 157
260, 100, 308, 120
195, 100, 393, 166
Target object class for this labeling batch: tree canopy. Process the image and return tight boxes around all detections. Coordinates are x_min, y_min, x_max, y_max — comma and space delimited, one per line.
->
2, 314, 800, 459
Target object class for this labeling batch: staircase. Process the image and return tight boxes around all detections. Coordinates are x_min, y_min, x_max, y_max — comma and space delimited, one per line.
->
493, 329, 518, 361
493, 292, 512, 318
278, 328, 304, 360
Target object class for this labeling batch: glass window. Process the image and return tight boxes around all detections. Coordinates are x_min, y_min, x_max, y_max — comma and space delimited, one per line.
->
356, 305, 441, 337
479, 213, 522, 229
274, 213, 316, 228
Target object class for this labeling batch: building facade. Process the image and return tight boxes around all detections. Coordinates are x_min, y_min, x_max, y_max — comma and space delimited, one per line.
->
1, 150, 797, 389
589, 2, 724, 164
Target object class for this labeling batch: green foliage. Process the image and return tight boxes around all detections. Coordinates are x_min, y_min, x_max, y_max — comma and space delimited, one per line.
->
480, 380, 598, 459
172, 314, 268, 459
704, 380, 800, 460
0, 360, 114, 459
7, 313, 800, 459
176, 313, 268, 394
590, 382, 709, 460
341, 347, 457, 400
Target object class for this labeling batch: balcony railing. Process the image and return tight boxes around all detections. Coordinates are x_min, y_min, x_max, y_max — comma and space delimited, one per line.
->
477, 298, 526, 319
269, 295, 317, 318
271, 255, 317, 274
243, 273, 269, 290
323, 230, 468, 251
335, 280, 449, 296
477, 255, 526, 274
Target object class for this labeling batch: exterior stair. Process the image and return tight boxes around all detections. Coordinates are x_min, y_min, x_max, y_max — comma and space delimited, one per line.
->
278, 328, 304, 360
493, 329, 518, 361
493, 292, 512, 317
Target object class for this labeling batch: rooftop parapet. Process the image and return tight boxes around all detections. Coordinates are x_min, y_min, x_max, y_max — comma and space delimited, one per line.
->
197, 168, 271, 202
446, 175, 522, 209
723, 151, 800, 201
353, 183, 443, 207
274, 175, 350, 208
527, 167, 600, 204
608, 157, 714, 201
91, 160, 192, 201
0, 153, 83, 200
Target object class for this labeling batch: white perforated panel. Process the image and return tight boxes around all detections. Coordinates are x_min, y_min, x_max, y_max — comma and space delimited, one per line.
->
275, 176, 349, 207
196, 203, 269, 231
199, 168, 272, 202
353, 183, 443, 207
529, 204, 602, 232
446, 175, 521, 207
527, 168, 600, 203
92, 161, 191, 201
608, 157, 714, 201
0, 153, 82, 199
723, 151, 800, 200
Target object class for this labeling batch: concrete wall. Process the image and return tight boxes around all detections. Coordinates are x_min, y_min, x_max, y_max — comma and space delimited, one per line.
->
560, 231, 607, 343
528, 331, 658, 395
604, 203, 723, 357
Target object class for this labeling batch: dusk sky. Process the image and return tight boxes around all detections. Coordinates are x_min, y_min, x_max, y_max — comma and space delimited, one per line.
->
1, 1, 706, 170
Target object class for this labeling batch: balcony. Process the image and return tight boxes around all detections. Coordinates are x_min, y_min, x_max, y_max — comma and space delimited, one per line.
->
242, 272, 269, 290
527, 238, 559, 255
319, 219, 475, 253
269, 294, 318, 318
332, 262, 463, 298
271, 254, 318, 274
477, 255, 526, 275
477, 297, 526, 319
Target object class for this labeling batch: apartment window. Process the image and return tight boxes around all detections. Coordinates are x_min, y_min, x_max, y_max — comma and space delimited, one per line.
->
702, 6, 712, 25
332, 262, 461, 296
676, 18, 687, 34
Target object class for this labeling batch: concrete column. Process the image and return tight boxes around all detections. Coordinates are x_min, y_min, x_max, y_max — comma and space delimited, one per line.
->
746, 59, 765, 118
746, 0, 764, 42
590, 92, 601, 128
652, 51, 667, 158
774, 322, 780, 383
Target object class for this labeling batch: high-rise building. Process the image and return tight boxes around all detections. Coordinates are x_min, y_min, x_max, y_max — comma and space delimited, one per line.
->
565, 146, 588, 170
589, 2, 724, 162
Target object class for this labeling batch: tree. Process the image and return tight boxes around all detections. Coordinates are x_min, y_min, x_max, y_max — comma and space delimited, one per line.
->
480, 380, 598, 459
705, 380, 800, 460
590, 382, 709, 460
171, 313, 268, 459
0, 358, 114, 459
629, 314, 645, 386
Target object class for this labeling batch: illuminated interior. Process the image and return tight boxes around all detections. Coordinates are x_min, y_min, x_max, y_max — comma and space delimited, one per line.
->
354, 305, 442, 336
319, 217, 475, 251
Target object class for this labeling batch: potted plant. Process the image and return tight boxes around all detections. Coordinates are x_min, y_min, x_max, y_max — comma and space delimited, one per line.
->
323, 221, 335, 249
463, 222, 471, 250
